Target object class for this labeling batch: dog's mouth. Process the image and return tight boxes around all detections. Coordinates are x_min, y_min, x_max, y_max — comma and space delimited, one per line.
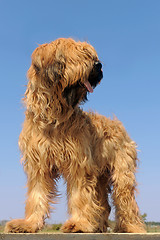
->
84, 81, 94, 93
84, 62, 103, 93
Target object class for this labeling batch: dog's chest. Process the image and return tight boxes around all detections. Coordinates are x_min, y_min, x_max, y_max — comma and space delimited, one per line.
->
51, 134, 94, 173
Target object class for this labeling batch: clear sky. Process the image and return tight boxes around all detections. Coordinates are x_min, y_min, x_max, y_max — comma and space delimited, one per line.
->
0, 0, 160, 223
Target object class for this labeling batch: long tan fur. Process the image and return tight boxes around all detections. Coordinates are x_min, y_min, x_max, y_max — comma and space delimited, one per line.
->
5, 38, 146, 233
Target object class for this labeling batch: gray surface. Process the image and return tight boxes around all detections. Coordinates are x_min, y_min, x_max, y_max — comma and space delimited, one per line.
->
1, 233, 160, 240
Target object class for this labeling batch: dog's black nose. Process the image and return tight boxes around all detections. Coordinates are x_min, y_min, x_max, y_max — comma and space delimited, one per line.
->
94, 61, 102, 70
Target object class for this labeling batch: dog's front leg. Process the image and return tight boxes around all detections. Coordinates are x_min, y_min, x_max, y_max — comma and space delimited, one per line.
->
5, 166, 58, 233
61, 170, 110, 233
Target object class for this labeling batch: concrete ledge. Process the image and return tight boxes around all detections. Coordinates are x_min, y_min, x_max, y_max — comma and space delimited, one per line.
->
1, 233, 160, 240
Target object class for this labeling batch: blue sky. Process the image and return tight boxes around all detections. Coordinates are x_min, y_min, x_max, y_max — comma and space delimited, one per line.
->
0, 0, 160, 223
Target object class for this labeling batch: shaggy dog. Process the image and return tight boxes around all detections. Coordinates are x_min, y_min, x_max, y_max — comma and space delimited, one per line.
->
5, 38, 146, 233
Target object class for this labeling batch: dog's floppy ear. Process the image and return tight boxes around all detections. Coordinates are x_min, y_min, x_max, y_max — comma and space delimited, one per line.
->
32, 55, 42, 73
31, 46, 65, 86
45, 60, 65, 84
31, 46, 44, 74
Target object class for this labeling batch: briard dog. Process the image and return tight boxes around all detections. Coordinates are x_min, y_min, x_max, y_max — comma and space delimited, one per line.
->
5, 38, 146, 233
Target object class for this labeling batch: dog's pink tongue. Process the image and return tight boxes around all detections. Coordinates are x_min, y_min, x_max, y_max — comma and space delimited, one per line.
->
84, 81, 93, 93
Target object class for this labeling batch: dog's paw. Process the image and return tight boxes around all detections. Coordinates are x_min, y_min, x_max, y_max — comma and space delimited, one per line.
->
61, 219, 93, 233
4, 219, 39, 233
114, 224, 146, 233
61, 221, 83, 233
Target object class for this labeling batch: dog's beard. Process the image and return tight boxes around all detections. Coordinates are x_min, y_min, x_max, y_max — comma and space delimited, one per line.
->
62, 62, 103, 108
63, 81, 87, 108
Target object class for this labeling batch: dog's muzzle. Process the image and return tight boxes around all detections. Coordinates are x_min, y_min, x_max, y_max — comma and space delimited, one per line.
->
94, 61, 103, 79
84, 61, 103, 93
94, 61, 102, 71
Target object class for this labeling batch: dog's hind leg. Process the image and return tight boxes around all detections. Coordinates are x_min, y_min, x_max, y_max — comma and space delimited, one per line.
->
110, 141, 146, 233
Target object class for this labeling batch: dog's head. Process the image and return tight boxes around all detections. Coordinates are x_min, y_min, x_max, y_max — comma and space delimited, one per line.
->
28, 38, 103, 109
